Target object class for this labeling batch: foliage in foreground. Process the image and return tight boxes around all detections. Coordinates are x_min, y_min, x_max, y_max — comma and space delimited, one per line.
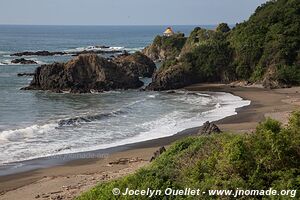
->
77, 111, 300, 200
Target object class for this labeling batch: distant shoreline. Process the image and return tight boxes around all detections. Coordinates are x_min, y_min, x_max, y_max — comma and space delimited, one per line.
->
1, 84, 299, 199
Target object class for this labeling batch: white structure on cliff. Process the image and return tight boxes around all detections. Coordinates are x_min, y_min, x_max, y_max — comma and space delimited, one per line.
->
163, 27, 175, 37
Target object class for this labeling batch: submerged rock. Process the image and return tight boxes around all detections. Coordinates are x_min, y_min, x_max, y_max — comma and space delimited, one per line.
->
11, 51, 67, 57
17, 72, 35, 76
22, 54, 144, 93
11, 58, 37, 65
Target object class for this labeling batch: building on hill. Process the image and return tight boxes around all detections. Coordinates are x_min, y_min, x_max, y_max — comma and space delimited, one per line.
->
163, 27, 175, 37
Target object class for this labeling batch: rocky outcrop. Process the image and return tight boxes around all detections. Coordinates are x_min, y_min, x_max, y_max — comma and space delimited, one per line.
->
22, 54, 144, 93
262, 66, 290, 89
115, 52, 156, 78
11, 49, 123, 57
11, 58, 37, 65
142, 33, 187, 62
71, 49, 124, 56
11, 51, 67, 57
146, 63, 196, 91
198, 121, 221, 135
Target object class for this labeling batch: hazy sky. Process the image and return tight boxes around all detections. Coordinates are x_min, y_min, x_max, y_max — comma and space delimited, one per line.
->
0, 0, 268, 25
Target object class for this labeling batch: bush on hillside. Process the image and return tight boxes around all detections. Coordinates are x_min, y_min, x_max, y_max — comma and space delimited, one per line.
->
77, 111, 300, 200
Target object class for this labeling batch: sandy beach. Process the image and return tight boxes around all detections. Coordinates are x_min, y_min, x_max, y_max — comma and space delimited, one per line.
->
0, 84, 299, 200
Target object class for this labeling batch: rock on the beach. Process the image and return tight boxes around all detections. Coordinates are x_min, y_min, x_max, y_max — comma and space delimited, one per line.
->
22, 54, 144, 93
198, 121, 222, 135
11, 58, 37, 65
150, 146, 166, 162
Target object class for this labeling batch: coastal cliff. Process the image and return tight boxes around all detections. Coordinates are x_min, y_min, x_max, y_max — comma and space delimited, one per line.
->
22, 52, 156, 93
142, 33, 187, 62
146, 0, 300, 90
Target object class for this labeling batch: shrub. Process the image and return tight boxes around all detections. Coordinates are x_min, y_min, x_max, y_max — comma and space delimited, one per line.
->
77, 112, 300, 200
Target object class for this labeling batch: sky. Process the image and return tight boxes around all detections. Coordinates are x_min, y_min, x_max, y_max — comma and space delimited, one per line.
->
0, 0, 268, 25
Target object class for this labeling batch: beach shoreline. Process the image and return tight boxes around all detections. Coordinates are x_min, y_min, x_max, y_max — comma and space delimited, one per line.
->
1, 84, 299, 200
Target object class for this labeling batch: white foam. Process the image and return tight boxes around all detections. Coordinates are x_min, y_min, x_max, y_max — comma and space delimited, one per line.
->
0, 124, 57, 142
0, 51, 10, 55
0, 92, 250, 164
64, 46, 144, 54
64, 46, 125, 53
0, 58, 42, 66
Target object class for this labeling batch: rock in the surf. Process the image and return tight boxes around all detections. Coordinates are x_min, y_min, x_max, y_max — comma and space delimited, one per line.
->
11, 58, 37, 65
22, 54, 144, 93
11, 51, 67, 57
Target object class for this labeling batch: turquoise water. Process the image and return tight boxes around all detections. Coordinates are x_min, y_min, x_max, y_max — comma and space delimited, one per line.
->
0, 25, 250, 164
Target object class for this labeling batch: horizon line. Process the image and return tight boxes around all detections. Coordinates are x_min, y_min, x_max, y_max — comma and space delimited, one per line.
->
0, 24, 225, 27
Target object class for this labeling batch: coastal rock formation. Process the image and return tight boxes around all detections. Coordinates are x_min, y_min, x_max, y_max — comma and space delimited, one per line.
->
198, 121, 221, 135
147, 63, 195, 90
142, 33, 186, 62
115, 52, 156, 78
146, 0, 300, 91
72, 49, 124, 56
22, 54, 144, 93
11, 58, 37, 65
11, 51, 67, 57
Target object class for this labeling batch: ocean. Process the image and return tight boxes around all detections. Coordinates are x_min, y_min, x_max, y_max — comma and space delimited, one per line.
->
0, 25, 250, 166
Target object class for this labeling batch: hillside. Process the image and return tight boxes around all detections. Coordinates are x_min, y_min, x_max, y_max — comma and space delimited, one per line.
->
77, 111, 300, 199
146, 0, 300, 90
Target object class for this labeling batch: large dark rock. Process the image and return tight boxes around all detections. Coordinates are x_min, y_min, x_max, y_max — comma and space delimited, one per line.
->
11, 58, 37, 65
115, 52, 156, 78
22, 54, 144, 93
146, 63, 196, 91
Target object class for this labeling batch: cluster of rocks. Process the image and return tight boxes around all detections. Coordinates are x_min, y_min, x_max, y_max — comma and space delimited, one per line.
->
11, 51, 67, 57
22, 52, 156, 93
11, 58, 38, 65
11, 48, 124, 57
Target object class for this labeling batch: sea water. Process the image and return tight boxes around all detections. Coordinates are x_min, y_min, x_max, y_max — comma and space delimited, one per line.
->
0, 25, 250, 165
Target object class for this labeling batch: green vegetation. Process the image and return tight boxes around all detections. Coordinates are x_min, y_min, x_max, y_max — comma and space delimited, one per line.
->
229, 0, 300, 82
77, 111, 300, 200
150, 33, 187, 60
151, 0, 300, 89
